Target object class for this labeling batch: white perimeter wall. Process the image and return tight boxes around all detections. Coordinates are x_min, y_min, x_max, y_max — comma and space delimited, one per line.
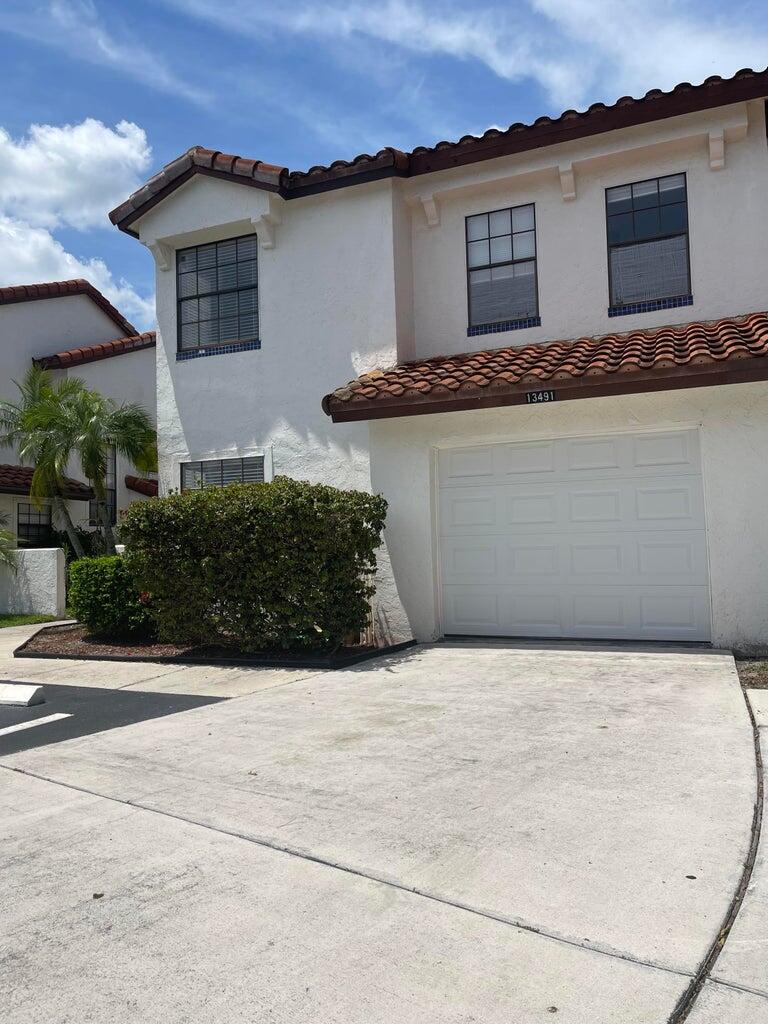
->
0, 548, 65, 616
370, 381, 768, 653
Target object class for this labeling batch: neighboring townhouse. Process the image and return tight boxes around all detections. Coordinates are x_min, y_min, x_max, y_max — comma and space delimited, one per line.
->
0, 280, 157, 545
110, 67, 768, 650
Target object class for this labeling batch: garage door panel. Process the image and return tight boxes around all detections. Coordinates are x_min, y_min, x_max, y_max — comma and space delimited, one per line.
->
508, 492, 558, 525
565, 436, 624, 472
633, 431, 696, 468
438, 430, 702, 487
501, 440, 556, 475
441, 478, 705, 536
441, 531, 707, 587
635, 484, 695, 521
443, 585, 710, 640
568, 488, 622, 523
443, 591, 501, 631
444, 541, 501, 581
440, 446, 497, 482
438, 430, 711, 641
442, 491, 498, 529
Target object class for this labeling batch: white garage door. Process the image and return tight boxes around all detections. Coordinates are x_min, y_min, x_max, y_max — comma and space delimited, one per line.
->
438, 430, 711, 641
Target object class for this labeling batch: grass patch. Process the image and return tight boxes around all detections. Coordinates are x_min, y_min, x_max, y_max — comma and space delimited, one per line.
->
0, 613, 59, 629
736, 660, 768, 689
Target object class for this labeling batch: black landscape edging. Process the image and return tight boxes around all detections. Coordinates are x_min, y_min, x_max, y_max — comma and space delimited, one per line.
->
13, 625, 417, 670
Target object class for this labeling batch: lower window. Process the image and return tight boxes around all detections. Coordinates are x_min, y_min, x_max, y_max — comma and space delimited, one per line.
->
181, 455, 265, 491
90, 447, 116, 526
17, 502, 53, 545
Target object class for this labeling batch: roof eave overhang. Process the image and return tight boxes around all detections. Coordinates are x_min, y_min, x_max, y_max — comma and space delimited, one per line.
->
112, 165, 284, 237
111, 71, 768, 236
326, 357, 768, 422
0, 484, 93, 500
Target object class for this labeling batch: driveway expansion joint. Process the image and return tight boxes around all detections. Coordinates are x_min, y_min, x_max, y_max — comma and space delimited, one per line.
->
0, 760, 702, 984
666, 680, 765, 1023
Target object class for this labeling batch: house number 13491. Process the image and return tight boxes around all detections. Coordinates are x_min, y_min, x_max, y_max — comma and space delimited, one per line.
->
526, 389, 557, 404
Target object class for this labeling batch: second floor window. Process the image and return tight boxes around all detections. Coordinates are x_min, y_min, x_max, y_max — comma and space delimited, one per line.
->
466, 204, 538, 328
606, 173, 690, 308
177, 234, 258, 352
181, 455, 265, 491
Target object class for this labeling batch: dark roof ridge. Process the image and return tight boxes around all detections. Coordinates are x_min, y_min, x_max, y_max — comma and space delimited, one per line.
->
111, 67, 768, 235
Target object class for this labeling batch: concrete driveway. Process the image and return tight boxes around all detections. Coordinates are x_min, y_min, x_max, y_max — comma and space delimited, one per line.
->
1, 641, 763, 1023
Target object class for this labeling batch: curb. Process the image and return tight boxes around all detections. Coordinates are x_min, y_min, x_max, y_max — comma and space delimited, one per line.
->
13, 624, 418, 671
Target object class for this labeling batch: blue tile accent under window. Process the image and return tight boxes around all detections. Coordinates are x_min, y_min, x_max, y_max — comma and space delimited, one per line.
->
608, 295, 693, 318
176, 339, 261, 361
467, 316, 541, 337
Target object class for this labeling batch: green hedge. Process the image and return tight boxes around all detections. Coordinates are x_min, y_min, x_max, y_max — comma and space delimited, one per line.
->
120, 476, 387, 651
69, 556, 155, 638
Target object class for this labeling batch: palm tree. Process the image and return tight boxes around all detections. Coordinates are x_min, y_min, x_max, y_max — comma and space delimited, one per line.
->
0, 511, 17, 573
0, 366, 89, 558
64, 389, 157, 554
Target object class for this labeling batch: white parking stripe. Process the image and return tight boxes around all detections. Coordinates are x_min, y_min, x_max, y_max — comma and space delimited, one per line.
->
0, 713, 72, 737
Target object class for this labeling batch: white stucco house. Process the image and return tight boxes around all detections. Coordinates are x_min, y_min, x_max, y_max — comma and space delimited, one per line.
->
110, 67, 768, 651
0, 279, 157, 546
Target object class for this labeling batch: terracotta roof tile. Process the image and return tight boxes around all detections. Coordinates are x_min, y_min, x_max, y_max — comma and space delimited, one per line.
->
36, 331, 156, 370
0, 279, 137, 337
322, 312, 768, 421
111, 67, 768, 234
0, 464, 92, 500
125, 475, 158, 498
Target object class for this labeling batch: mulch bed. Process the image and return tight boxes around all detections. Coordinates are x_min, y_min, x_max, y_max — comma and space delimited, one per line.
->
736, 660, 768, 690
15, 623, 415, 670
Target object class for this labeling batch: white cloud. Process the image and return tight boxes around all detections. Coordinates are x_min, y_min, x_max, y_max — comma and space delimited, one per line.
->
0, 117, 154, 331
0, 119, 151, 231
531, 0, 768, 104
167, 0, 768, 110
0, 217, 154, 331
1, 0, 209, 106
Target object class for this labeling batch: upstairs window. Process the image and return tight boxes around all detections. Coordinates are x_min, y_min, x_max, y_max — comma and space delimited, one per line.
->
466, 204, 538, 331
177, 234, 258, 352
90, 447, 116, 526
180, 455, 265, 491
606, 174, 690, 311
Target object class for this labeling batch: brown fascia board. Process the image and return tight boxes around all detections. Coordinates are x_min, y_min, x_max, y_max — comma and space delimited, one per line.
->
109, 148, 288, 238
35, 331, 156, 370
110, 68, 768, 235
325, 357, 768, 423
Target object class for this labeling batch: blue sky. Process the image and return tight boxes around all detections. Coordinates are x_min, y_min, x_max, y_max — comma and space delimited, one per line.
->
0, 0, 766, 331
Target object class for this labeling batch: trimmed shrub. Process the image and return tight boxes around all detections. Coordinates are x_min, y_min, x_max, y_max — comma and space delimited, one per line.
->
69, 556, 154, 638
120, 476, 387, 651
